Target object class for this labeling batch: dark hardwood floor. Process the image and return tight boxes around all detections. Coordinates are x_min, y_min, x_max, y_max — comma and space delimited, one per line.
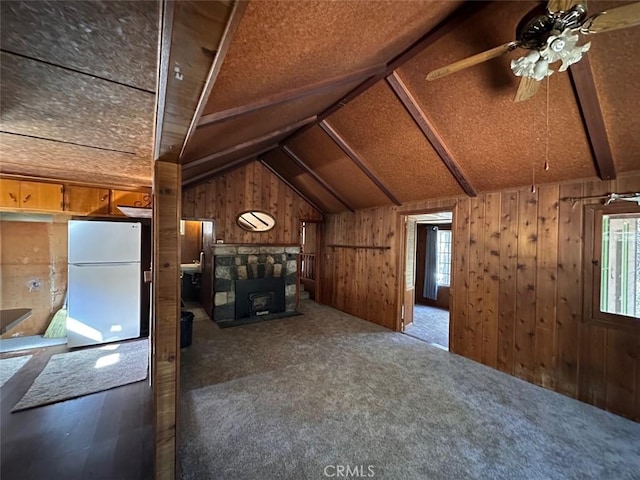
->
0, 346, 152, 480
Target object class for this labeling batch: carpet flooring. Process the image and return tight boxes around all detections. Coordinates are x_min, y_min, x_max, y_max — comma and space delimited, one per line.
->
13, 338, 149, 412
179, 300, 640, 480
404, 305, 449, 349
0, 355, 31, 389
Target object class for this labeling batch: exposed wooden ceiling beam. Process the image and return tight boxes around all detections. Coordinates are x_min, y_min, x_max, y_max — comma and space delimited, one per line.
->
183, 116, 316, 171
179, 1, 248, 159
197, 64, 384, 128
259, 158, 325, 215
182, 147, 275, 188
386, 71, 477, 197
280, 145, 355, 212
279, 1, 488, 144
153, 1, 242, 163
319, 120, 402, 206
568, 56, 616, 180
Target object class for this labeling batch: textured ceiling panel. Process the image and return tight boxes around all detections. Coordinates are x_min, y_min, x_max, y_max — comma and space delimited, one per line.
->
0, 0, 158, 91
326, 81, 464, 202
587, 1, 640, 173
397, 1, 597, 191
0, 52, 154, 158
203, 0, 461, 113
287, 126, 393, 209
184, 79, 361, 162
263, 149, 346, 214
0, 133, 150, 187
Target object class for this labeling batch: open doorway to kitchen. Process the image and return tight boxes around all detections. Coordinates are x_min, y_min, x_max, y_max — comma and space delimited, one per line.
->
402, 211, 452, 350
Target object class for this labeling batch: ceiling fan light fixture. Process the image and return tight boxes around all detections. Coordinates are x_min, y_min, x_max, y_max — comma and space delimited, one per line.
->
511, 50, 552, 81
540, 28, 591, 71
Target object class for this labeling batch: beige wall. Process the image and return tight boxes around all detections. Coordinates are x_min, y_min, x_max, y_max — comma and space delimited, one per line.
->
1, 217, 67, 336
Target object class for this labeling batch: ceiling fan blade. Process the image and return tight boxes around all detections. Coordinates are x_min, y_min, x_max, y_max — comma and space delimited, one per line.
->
514, 76, 541, 103
582, 2, 640, 34
426, 42, 518, 81
547, 0, 585, 13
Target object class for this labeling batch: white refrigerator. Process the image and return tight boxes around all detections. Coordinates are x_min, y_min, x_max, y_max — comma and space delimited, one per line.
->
67, 220, 141, 348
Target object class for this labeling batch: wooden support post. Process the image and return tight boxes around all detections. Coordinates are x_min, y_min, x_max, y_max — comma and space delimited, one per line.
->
152, 160, 181, 480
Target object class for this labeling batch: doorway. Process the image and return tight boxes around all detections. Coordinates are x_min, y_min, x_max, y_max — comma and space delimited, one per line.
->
401, 211, 453, 350
299, 220, 321, 302
180, 219, 214, 318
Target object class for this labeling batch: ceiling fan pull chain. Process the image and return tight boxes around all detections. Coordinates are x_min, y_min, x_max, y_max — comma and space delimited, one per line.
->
544, 75, 550, 172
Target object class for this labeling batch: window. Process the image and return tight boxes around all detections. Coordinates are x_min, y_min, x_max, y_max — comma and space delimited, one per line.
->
437, 229, 452, 286
585, 203, 640, 329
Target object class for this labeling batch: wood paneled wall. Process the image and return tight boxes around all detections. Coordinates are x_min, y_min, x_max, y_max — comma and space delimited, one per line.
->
182, 161, 322, 244
321, 173, 640, 420
322, 207, 401, 330
0, 218, 67, 336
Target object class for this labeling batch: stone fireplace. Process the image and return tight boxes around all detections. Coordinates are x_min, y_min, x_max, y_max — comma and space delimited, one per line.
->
212, 244, 299, 326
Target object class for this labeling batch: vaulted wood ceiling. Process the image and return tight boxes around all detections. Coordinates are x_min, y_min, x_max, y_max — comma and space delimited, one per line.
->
1, 1, 638, 204
182, 0, 640, 212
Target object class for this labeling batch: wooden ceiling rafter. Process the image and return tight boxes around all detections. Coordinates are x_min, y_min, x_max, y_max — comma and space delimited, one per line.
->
280, 145, 355, 212
197, 64, 384, 129
278, 1, 489, 145
182, 146, 275, 188
178, 1, 248, 160
386, 71, 477, 197
568, 56, 617, 181
318, 120, 402, 206
183, 115, 316, 171
259, 157, 325, 215
154, 0, 238, 163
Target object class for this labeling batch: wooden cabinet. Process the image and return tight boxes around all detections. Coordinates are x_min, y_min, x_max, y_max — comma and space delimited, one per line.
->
0, 179, 21, 208
65, 186, 110, 215
0, 179, 63, 211
110, 190, 152, 216
1, 178, 151, 216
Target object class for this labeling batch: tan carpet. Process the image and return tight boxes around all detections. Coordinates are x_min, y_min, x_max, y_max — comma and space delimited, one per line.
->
13, 339, 148, 412
0, 355, 31, 389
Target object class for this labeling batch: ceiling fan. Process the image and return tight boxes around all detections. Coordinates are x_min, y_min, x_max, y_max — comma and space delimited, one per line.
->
426, 1, 640, 102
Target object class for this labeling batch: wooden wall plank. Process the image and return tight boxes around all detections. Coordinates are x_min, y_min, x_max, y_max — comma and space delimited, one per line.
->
534, 185, 559, 389
605, 329, 637, 417
497, 191, 518, 374
482, 192, 500, 368
451, 198, 470, 355
466, 196, 485, 362
514, 189, 538, 383
556, 182, 583, 397
152, 161, 181, 480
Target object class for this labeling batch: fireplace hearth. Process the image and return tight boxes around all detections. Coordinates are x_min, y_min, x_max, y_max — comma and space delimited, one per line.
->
212, 244, 300, 326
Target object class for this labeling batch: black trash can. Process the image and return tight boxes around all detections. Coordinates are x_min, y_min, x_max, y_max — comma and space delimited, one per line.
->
180, 310, 194, 348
